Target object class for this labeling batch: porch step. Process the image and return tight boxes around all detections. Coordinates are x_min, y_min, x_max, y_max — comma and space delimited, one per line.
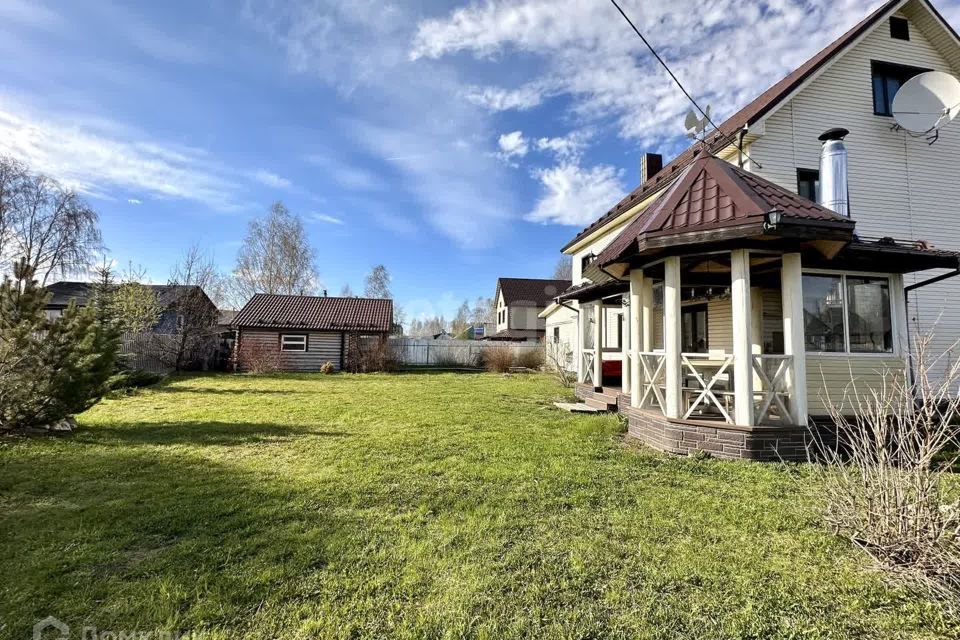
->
554, 402, 604, 413
592, 390, 621, 404
585, 396, 617, 411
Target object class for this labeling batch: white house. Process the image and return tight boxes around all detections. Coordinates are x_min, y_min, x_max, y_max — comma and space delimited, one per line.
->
546, 0, 960, 460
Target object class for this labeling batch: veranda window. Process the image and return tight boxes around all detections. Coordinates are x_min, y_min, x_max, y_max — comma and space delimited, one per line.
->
802, 274, 893, 353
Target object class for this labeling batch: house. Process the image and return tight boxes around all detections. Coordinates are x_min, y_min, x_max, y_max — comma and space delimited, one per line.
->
462, 322, 495, 340
489, 277, 571, 342
44, 281, 217, 333
232, 293, 393, 372
545, 0, 960, 461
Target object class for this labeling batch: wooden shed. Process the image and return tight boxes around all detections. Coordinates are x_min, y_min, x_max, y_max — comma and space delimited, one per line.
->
232, 294, 393, 372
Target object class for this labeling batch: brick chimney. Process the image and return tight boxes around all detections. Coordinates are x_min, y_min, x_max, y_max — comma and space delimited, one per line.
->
640, 152, 663, 184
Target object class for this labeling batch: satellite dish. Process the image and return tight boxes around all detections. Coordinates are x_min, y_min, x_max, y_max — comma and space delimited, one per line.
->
891, 71, 960, 134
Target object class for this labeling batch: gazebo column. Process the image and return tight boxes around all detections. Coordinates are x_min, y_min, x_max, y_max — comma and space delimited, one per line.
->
621, 301, 631, 396
731, 249, 755, 426
592, 301, 604, 389
664, 257, 682, 418
577, 302, 587, 384
629, 269, 643, 405
781, 253, 808, 423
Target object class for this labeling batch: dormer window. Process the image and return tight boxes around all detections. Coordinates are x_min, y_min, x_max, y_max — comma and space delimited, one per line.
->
871, 61, 928, 116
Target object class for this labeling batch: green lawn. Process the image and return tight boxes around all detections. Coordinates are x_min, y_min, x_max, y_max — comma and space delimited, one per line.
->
0, 373, 956, 639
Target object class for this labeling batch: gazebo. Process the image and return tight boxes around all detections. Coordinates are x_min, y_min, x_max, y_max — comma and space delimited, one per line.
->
561, 154, 958, 460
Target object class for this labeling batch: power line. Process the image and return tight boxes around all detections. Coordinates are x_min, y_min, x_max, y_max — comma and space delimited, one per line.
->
608, 0, 762, 169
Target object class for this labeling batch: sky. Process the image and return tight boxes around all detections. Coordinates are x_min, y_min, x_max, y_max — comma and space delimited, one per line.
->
3, 0, 960, 320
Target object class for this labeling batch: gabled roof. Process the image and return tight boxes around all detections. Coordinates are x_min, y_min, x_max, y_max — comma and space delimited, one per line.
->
45, 281, 207, 309
495, 278, 571, 307
233, 294, 393, 332
596, 155, 854, 265
562, 0, 960, 252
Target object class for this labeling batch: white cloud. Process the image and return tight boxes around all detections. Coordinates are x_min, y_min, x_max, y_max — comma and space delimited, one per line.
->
0, 97, 241, 210
127, 198, 142, 205
527, 162, 625, 226
463, 84, 546, 111
307, 212, 345, 225
497, 130, 528, 161
244, 0, 516, 248
253, 169, 292, 189
534, 130, 591, 162
412, 0, 886, 145
0, 0, 62, 29
304, 153, 381, 191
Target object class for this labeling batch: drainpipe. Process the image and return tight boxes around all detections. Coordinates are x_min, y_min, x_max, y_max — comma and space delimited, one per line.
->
737, 127, 748, 168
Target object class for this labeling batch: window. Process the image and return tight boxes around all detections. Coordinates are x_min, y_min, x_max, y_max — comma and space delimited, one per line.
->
796, 168, 820, 202
581, 254, 597, 274
802, 274, 893, 353
890, 16, 909, 40
553, 327, 560, 342
872, 61, 927, 116
846, 277, 892, 352
681, 305, 708, 353
280, 334, 307, 351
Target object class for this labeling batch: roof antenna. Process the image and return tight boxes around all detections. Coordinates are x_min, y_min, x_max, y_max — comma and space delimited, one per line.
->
685, 106, 713, 155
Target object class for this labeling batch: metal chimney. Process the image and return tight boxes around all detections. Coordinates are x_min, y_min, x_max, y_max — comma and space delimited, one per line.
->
817, 128, 850, 217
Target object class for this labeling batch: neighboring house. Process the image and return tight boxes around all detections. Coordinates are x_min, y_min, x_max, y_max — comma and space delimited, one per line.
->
44, 281, 216, 333
232, 294, 393, 372
462, 322, 495, 340
552, 0, 960, 461
489, 278, 571, 342
432, 331, 453, 340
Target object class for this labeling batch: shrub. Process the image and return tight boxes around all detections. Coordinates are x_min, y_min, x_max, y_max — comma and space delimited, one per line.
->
236, 341, 281, 374
545, 340, 575, 387
808, 331, 960, 601
320, 361, 336, 374
345, 335, 399, 373
107, 369, 163, 392
482, 344, 515, 373
515, 348, 545, 371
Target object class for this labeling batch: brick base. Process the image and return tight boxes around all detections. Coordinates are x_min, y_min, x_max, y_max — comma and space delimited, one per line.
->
575, 383, 826, 462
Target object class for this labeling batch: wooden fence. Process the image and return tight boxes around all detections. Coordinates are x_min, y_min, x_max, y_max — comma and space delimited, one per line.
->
389, 338, 543, 368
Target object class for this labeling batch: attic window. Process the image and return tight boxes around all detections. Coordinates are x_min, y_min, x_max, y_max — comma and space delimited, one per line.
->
871, 60, 928, 116
890, 17, 909, 40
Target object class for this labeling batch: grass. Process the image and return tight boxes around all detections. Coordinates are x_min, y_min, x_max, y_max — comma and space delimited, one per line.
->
0, 372, 957, 639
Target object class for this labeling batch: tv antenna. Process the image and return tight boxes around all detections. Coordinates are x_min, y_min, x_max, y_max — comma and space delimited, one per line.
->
891, 71, 960, 144
684, 105, 713, 146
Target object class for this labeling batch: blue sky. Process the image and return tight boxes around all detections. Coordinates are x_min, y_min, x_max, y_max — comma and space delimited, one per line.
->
3, 0, 959, 319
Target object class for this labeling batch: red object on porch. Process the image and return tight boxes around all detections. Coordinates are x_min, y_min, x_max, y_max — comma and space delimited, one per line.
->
602, 360, 622, 377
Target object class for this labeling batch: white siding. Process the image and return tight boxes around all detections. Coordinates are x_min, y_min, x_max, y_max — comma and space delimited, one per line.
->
544, 304, 579, 371
749, 6, 960, 370
806, 355, 906, 415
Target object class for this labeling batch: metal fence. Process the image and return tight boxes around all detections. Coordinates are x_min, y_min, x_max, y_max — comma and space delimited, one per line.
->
389, 338, 543, 368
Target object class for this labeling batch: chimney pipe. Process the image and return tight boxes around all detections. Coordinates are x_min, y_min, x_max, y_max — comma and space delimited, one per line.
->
640, 152, 663, 184
817, 128, 850, 217
323, 289, 328, 297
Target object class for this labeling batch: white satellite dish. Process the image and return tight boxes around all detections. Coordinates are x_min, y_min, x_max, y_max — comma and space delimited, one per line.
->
891, 71, 960, 135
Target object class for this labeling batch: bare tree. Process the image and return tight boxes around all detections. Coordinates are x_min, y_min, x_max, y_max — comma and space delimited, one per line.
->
552, 255, 573, 280
472, 296, 494, 326
0, 155, 101, 283
452, 300, 471, 336
160, 246, 221, 371
233, 201, 318, 303
364, 264, 392, 299
339, 283, 354, 297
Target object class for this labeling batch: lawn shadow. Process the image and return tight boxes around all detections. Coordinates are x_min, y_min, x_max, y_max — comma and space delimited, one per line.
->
150, 386, 306, 395
71, 421, 349, 446
0, 439, 349, 637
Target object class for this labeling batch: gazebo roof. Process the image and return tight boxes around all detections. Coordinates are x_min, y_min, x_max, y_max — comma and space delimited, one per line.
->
596, 155, 854, 267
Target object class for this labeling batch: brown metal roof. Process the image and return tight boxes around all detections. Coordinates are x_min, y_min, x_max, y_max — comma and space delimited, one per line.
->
233, 294, 393, 332
561, 0, 905, 252
496, 278, 571, 307
596, 155, 854, 264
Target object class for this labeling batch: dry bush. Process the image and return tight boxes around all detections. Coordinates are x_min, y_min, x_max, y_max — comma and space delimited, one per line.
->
546, 340, 575, 387
236, 341, 281, 374
320, 361, 335, 374
482, 344, 516, 373
515, 347, 545, 371
808, 331, 960, 602
345, 335, 399, 373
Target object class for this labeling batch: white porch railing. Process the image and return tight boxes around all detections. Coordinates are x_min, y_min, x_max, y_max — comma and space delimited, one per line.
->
752, 354, 793, 424
681, 353, 735, 423
637, 352, 666, 410
581, 348, 596, 385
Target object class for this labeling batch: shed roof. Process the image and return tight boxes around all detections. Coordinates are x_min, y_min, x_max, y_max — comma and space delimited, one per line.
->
233, 294, 393, 332
496, 278, 571, 307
